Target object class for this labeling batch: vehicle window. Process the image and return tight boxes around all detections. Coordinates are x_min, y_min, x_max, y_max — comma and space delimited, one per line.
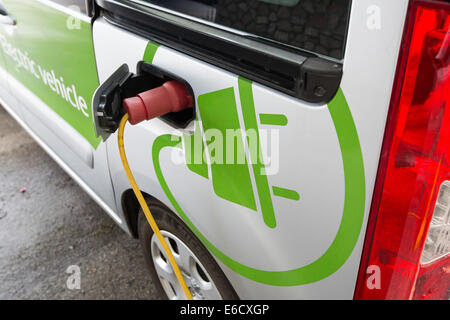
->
137, 0, 351, 60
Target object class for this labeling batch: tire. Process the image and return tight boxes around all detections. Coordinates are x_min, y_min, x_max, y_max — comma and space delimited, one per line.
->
138, 200, 239, 300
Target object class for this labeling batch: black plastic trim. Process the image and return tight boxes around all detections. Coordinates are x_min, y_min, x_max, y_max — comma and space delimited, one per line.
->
138, 62, 196, 129
95, 0, 343, 104
86, 0, 95, 17
93, 62, 195, 141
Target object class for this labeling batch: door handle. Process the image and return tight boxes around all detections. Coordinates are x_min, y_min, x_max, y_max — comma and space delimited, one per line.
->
0, 3, 16, 25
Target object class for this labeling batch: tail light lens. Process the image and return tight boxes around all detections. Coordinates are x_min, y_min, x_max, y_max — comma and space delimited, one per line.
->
354, 0, 450, 300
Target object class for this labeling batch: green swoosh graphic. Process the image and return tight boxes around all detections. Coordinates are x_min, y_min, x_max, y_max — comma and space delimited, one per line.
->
152, 87, 365, 286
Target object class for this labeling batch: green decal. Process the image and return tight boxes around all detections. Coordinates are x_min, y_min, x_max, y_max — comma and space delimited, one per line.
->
0, 0, 101, 148
152, 85, 365, 286
259, 114, 288, 126
239, 78, 277, 228
143, 41, 160, 63
272, 186, 300, 201
198, 88, 257, 211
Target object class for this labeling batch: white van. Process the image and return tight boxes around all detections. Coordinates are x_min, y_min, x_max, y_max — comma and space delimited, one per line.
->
0, 0, 448, 300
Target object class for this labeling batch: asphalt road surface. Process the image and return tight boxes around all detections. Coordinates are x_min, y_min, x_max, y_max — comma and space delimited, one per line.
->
0, 106, 160, 299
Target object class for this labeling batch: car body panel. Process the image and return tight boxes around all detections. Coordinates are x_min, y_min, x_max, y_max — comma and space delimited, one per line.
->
0, 0, 410, 299
92, 0, 408, 299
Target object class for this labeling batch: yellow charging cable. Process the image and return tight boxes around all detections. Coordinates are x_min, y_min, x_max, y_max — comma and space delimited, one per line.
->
118, 113, 193, 300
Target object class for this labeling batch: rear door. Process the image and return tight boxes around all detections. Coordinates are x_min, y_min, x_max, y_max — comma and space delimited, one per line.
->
93, 0, 409, 299
0, 1, 121, 225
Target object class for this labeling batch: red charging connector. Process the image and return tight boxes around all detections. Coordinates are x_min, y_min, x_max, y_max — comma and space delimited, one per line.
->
122, 80, 193, 125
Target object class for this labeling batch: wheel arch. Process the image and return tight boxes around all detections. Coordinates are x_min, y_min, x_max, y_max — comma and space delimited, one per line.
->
120, 189, 178, 239
121, 189, 156, 238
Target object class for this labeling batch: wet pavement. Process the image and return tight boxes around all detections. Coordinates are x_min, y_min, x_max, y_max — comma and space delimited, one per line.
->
0, 106, 159, 299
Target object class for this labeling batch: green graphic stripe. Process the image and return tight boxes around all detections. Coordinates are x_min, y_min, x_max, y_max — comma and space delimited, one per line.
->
153, 86, 365, 286
198, 88, 257, 211
238, 78, 277, 229
143, 41, 160, 63
259, 114, 288, 126
272, 186, 300, 201
0, 0, 101, 148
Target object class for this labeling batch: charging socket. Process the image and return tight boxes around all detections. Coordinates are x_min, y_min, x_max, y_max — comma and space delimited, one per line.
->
92, 62, 195, 142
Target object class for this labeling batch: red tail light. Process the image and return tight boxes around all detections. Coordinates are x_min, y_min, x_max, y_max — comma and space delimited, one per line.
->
354, 0, 450, 300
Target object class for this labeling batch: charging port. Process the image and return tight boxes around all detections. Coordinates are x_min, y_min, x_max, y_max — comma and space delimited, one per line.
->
92, 62, 195, 141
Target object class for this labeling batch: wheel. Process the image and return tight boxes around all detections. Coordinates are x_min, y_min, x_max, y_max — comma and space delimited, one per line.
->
138, 200, 239, 300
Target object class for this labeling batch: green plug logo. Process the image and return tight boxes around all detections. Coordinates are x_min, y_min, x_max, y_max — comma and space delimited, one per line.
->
152, 82, 366, 286
182, 78, 299, 229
